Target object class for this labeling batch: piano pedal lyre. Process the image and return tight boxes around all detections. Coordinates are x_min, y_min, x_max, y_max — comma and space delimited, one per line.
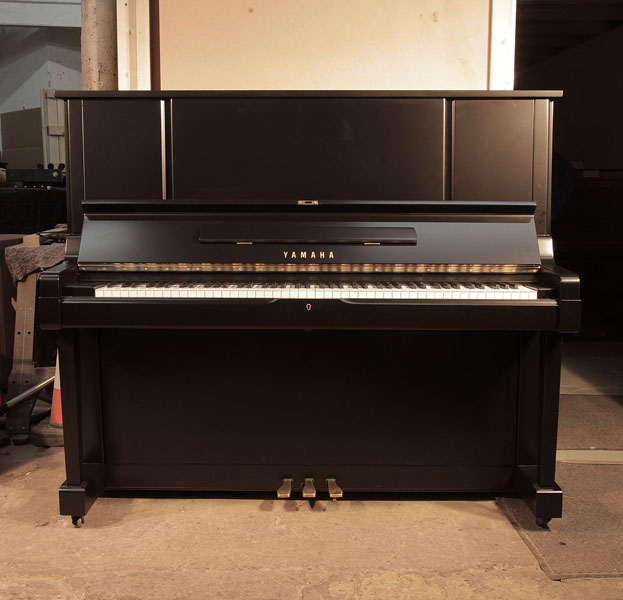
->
326, 478, 343, 500
302, 478, 317, 499
277, 478, 293, 499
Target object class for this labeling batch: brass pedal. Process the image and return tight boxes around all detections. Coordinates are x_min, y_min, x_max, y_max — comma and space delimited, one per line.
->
327, 478, 343, 499
277, 478, 293, 499
302, 478, 316, 499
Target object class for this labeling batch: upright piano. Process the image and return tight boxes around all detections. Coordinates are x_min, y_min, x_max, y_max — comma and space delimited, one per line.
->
39, 91, 580, 527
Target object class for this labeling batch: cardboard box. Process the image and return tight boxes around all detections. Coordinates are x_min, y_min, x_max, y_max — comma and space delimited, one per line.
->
0, 108, 44, 169
1, 147, 44, 170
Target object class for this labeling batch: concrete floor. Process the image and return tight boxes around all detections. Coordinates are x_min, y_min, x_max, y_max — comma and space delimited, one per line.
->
1, 340, 623, 599
560, 339, 623, 396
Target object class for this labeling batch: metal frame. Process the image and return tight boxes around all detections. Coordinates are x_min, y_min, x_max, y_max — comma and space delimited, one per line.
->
5, 236, 55, 442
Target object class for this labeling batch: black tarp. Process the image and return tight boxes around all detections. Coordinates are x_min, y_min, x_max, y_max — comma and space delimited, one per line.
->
0, 187, 66, 234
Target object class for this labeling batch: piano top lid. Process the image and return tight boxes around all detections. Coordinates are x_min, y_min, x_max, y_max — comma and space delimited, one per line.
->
54, 90, 563, 100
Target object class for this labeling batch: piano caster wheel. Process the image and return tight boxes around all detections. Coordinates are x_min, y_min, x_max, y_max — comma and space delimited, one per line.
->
535, 517, 551, 528
71, 516, 85, 528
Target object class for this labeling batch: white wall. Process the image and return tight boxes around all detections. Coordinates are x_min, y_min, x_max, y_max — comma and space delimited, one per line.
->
157, 0, 516, 91
0, 26, 81, 152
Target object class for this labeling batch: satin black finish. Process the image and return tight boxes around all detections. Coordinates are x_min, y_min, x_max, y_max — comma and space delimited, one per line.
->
453, 100, 535, 205
40, 91, 579, 527
82, 100, 162, 201
76, 213, 541, 267
61, 91, 559, 235
172, 98, 445, 201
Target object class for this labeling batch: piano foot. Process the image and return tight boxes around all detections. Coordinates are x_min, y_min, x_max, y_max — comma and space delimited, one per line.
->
302, 478, 316, 499
58, 465, 105, 522
277, 478, 293, 499
327, 478, 343, 500
513, 466, 563, 522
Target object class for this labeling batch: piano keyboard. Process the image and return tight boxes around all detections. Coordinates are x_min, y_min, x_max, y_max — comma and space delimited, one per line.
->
94, 282, 538, 300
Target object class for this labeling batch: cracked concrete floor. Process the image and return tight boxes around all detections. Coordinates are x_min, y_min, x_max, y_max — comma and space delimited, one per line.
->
1, 445, 622, 599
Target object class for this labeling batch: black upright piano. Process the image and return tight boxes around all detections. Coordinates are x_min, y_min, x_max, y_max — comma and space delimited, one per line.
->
39, 91, 580, 527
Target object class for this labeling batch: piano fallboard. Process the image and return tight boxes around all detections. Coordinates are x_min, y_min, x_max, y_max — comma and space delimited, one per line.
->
76, 213, 542, 270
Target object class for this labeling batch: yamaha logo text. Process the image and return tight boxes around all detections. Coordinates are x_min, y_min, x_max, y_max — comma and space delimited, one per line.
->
283, 250, 335, 260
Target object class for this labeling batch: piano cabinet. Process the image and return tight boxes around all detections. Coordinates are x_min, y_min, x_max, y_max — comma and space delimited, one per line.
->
45, 90, 577, 528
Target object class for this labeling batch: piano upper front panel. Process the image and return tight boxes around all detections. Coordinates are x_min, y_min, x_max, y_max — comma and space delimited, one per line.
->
170, 98, 446, 202
82, 99, 163, 201
62, 92, 557, 236
453, 100, 535, 205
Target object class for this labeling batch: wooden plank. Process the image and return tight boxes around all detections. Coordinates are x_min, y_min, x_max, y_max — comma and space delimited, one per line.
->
47, 125, 65, 136
489, 0, 517, 90
136, 0, 151, 90
40, 90, 67, 166
117, 0, 151, 90
117, 0, 132, 90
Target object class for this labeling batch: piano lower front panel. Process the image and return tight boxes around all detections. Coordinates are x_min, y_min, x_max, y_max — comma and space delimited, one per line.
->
96, 329, 522, 493
59, 297, 559, 331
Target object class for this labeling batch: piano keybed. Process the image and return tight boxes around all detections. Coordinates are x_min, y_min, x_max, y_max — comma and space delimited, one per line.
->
94, 281, 538, 300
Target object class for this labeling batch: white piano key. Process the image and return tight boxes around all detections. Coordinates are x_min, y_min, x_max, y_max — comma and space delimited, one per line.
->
92, 281, 541, 301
